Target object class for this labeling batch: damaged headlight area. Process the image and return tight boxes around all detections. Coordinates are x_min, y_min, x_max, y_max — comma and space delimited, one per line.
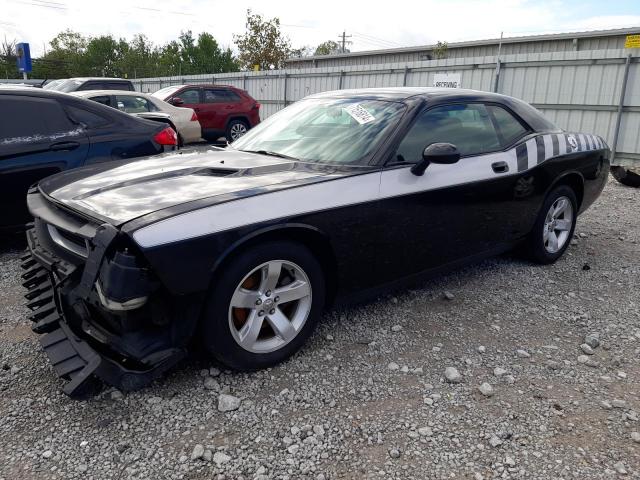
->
23, 194, 200, 397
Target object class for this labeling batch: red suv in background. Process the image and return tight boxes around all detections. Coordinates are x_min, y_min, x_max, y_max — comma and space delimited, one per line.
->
152, 84, 260, 142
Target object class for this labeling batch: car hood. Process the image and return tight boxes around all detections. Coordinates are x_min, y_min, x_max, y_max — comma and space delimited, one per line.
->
39, 149, 345, 225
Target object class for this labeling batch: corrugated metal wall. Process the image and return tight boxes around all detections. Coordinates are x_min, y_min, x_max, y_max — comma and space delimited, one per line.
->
285, 32, 632, 69
136, 49, 640, 165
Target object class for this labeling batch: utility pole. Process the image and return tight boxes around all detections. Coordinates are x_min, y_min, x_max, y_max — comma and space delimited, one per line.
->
338, 30, 352, 54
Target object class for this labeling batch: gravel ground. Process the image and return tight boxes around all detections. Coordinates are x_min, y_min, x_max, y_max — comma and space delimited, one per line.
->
1, 178, 638, 480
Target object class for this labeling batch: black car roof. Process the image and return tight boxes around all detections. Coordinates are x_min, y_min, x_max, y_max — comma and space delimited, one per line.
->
0, 87, 77, 99
309, 87, 507, 101
308, 87, 559, 132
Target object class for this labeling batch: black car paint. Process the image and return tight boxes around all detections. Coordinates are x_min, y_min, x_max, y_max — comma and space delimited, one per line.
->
22, 88, 609, 395
0, 88, 171, 230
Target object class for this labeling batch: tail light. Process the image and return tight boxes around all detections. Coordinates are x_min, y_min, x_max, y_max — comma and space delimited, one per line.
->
253, 102, 260, 110
153, 127, 177, 146
190, 111, 198, 122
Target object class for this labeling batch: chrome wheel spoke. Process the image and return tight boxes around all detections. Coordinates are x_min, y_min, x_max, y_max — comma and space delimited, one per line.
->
553, 199, 568, 217
266, 308, 297, 342
238, 311, 263, 349
555, 219, 572, 231
261, 261, 282, 292
547, 231, 559, 252
543, 228, 550, 243
230, 288, 260, 308
275, 280, 310, 304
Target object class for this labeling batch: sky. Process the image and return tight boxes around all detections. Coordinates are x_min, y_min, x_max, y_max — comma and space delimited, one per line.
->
1, 0, 640, 57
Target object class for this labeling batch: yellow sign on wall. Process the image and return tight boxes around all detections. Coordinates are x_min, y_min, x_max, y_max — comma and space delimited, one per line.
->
625, 34, 640, 49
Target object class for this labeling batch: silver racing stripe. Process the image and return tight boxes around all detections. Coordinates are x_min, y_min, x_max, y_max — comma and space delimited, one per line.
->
132, 133, 608, 248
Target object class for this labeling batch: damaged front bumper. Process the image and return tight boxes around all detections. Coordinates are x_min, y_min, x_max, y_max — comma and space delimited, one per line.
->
22, 192, 193, 397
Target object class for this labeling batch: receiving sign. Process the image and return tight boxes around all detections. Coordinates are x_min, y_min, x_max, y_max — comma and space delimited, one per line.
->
433, 73, 461, 88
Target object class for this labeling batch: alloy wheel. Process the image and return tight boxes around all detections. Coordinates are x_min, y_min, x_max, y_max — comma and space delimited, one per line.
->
230, 123, 247, 140
543, 196, 574, 253
228, 260, 312, 353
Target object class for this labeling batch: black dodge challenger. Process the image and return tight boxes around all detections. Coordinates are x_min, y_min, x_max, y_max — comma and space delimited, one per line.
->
22, 88, 609, 396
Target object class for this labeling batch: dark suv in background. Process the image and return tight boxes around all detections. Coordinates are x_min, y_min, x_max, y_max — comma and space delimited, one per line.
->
0, 88, 176, 230
152, 84, 260, 142
44, 77, 135, 93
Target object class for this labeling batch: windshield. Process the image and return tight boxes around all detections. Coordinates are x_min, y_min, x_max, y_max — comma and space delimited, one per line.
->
47, 79, 83, 92
42, 79, 63, 90
152, 85, 182, 99
231, 98, 406, 165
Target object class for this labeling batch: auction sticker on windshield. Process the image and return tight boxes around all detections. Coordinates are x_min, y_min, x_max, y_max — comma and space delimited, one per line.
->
344, 103, 375, 124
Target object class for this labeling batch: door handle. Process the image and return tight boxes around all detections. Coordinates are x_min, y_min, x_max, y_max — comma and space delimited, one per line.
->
50, 141, 80, 151
491, 161, 509, 173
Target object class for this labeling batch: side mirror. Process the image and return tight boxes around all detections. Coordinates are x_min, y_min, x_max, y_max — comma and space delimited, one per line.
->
410, 142, 461, 176
170, 97, 184, 106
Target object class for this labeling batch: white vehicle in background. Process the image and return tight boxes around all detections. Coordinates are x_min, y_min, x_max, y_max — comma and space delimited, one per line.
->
71, 90, 202, 145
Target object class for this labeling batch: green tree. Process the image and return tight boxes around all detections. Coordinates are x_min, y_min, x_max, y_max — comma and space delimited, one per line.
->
432, 41, 448, 60
314, 40, 339, 56
233, 9, 291, 70
84, 35, 123, 77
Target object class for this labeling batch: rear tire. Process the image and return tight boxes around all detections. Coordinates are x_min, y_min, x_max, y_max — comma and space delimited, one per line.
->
524, 185, 578, 264
225, 119, 249, 143
202, 241, 325, 371
611, 166, 640, 188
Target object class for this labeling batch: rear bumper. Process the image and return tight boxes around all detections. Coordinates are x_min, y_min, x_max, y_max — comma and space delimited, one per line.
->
22, 200, 190, 397
179, 121, 203, 144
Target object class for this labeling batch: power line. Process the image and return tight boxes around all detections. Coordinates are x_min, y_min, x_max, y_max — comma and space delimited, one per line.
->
7, 0, 67, 10
352, 31, 401, 47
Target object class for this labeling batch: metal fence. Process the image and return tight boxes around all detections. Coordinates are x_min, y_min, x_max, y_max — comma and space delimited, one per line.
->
135, 49, 640, 166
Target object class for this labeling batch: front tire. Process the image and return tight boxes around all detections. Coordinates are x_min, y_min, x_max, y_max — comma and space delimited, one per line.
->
525, 185, 578, 264
202, 241, 325, 371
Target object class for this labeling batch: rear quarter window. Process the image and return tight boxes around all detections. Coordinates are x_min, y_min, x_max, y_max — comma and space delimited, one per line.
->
66, 105, 112, 128
0, 96, 77, 143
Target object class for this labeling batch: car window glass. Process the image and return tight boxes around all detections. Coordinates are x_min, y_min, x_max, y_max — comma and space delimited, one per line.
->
0, 96, 77, 143
115, 95, 152, 113
89, 95, 111, 107
204, 89, 223, 103
396, 103, 501, 161
487, 105, 529, 146
176, 89, 200, 104
77, 82, 101, 91
226, 90, 241, 102
66, 105, 111, 128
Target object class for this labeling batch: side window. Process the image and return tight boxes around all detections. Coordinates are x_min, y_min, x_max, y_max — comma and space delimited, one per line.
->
115, 95, 152, 113
89, 95, 111, 107
204, 89, 223, 103
225, 90, 242, 102
395, 103, 501, 162
0, 96, 76, 143
77, 82, 102, 91
66, 105, 111, 128
175, 89, 200, 104
487, 105, 529, 146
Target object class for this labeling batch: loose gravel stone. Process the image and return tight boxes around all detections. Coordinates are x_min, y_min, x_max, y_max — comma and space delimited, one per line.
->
493, 367, 507, 377
631, 432, 640, 444
580, 343, 595, 355
191, 444, 205, 460
444, 367, 462, 383
516, 349, 530, 358
213, 451, 231, 466
217, 393, 241, 412
478, 382, 494, 397
584, 333, 600, 349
